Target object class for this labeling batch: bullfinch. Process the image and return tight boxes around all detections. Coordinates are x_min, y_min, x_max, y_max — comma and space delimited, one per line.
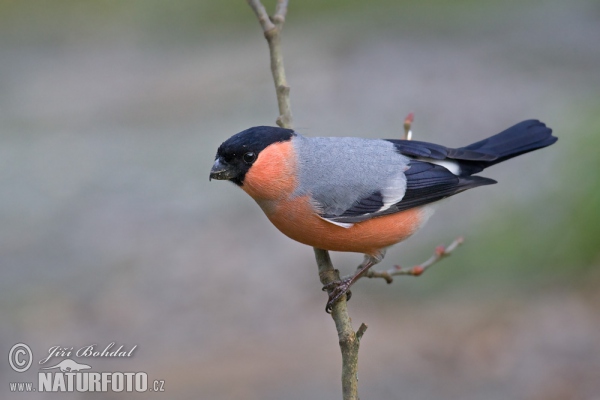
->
210, 120, 557, 311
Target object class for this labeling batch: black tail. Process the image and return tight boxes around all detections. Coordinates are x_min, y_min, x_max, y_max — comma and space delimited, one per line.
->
450, 120, 557, 175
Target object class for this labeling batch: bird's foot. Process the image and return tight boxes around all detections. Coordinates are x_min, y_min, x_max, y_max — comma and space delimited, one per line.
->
322, 278, 352, 313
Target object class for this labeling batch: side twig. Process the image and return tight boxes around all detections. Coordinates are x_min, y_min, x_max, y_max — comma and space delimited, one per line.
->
364, 236, 464, 283
402, 111, 414, 140
246, 2, 363, 399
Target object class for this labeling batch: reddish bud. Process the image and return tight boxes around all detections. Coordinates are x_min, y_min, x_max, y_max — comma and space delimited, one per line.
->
435, 246, 446, 256
412, 266, 424, 276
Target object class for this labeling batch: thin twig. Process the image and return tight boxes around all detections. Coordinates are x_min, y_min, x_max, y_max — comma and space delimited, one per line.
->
316, 249, 363, 400
402, 111, 414, 140
247, 0, 275, 32
364, 236, 464, 283
273, 0, 289, 26
246, 0, 293, 128
356, 323, 368, 341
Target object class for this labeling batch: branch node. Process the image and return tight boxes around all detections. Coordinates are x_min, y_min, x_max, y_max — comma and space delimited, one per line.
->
356, 323, 368, 341
247, 0, 276, 32
276, 115, 286, 128
274, 0, 289, 26
264, 26, 278, 40
434, 245, 446, 256
411, 265, 424, 276
277, 84, 290, 95
382, 272, 393, 283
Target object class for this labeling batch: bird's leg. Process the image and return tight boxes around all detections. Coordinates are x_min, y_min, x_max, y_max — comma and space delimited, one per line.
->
322, 252, 384, 313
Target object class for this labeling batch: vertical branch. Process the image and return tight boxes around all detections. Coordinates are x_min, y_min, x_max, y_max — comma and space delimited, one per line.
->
247, 0, 293, 129
247, 2, 364, 399
267, 30, 293, 128
315, 249, 367, 400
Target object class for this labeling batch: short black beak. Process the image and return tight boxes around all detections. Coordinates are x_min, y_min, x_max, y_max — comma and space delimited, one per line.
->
209, 158, 235, 181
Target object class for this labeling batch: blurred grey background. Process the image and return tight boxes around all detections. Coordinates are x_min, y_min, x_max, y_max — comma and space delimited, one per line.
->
1, 0, 600, 399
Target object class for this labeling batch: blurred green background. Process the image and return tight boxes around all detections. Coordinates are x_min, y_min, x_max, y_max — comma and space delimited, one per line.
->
2, 1, 599, 399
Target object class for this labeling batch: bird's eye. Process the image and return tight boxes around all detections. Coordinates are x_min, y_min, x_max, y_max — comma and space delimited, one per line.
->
243, 152, 257, 164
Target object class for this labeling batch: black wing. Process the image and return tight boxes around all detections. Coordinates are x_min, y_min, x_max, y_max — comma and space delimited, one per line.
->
393, 161, 495, 212
321, 160, 496, 224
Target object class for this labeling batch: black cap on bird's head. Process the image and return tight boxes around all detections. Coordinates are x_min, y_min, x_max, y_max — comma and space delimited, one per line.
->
210, 126, 295, 186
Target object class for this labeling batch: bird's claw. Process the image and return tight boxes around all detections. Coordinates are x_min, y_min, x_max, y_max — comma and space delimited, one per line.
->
322, 278, 352, 313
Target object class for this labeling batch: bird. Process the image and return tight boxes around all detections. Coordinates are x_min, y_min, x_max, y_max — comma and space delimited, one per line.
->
210, 120, 557, 311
